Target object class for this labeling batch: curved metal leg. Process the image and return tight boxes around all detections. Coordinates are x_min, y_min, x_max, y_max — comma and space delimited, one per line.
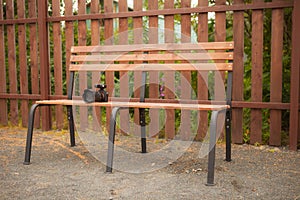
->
24, 104, 40, 165
206, 110, 225, 186
106, 107, 121, 173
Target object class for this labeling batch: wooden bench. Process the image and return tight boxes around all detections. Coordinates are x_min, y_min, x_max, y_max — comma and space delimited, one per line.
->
24, 42, 234, 186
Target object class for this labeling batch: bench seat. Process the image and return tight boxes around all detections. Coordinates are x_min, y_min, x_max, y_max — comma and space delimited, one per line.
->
35, 100, 229, 111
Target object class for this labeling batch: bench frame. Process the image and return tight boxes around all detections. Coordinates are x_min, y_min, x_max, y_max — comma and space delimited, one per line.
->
24, 42, 233, 186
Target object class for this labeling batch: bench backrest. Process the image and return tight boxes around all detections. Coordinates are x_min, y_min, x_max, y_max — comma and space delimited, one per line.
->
68, 42, 234, 102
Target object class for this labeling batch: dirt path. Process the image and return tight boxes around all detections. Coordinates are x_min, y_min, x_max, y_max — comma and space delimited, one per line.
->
0, 127, 299, 200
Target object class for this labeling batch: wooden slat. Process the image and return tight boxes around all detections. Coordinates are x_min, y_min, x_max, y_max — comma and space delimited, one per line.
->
35, 100, 229, 111
250, 0, 264, 145
90, 0, 101, 130
45, 1, 294, 23
270, 1, 283, 146
29, 0, 40, 128
70, 52, 234, 62
17, 0, 28, 127
214, 0, 227, 140
78, 0, 88, 131
52, 0, 64, 129
289, 0, 300, 151
0, 0, 7, 125
197, 0, 209, 141
118, 0, 130, 135
104, 0, 114, 132
180, 0, 192, 141
69, 63, 233, 72
65, 0, 74, 93
164, 0, 175, 139
148, 0, 160, 138
232, 0, 245, 144
6, 0, 18, 126
133, 0, 143, 136
38, 0, 51, 130
71, 42, 234, 53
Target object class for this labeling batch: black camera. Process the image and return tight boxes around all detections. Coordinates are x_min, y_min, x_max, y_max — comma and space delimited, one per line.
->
82, 84, 109, 103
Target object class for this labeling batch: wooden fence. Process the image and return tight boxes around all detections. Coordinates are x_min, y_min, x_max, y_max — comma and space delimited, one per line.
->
0, 0, 299, 150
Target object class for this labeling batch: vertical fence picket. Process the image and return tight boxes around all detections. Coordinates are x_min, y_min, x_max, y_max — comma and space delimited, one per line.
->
28, 0, 39, 128
0, 0, 7, 125
6, 0, 18, 126
104, 0, 114, 133
250, 0, 264, 144
214, 0, 227, 139
270, 0, 283, 146
180, 0, 192, 140
133, 0, 143, 136
38, 0, 51, 130
90, 0, 101, 130
17, 0, 28, 127
289, 0, 300, 151
232, 0, 244, 144
118, 0, 130, 135
148, 0, 160, 138
78, 0, 88, 130
65, 0, 74, 89
164, 0, 175, 139
196, 0, 208, 140
52, 0, 64, 129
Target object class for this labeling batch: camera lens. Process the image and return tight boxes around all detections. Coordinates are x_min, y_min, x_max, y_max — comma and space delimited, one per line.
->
82, 89, 95, 103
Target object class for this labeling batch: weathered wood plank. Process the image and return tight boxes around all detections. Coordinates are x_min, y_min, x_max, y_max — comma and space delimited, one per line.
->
65, 0, 74, 89
45, 1, 294, 23
289, 0, 300, 150
133, 0, 143, 136
6, 0, 18, 126
52, 0, 64, 129
270, 1, 283, 146
28, 0, 40, 128
70, 52, 234, 62
250, 0, 264, 145
38, 0, 51, 130
35, 100, 229, 111
78, 0, 88, 130
71, 42, 234, 53
180, 0, 192, 141
104, 0, 114, 132
17, 0, 28, 127
69, 63, 233, 72
164, 0, 176, 140
232, 0, 244, 144
0, 0, 7, 125
196, 0, 209, 141
148, 0, 160, 138
118, 0, 130, 135
90, 0, 102, 130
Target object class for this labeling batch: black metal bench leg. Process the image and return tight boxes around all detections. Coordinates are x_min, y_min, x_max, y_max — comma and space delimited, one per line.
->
23, 104, 40, 165
67, 105, 75, 147
225, 109, 232, 162
206, 110, 224, 186
106, 107, 121, 173
139, 108, 147, 153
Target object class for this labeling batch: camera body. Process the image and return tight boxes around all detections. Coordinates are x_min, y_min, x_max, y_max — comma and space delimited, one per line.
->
82, 84, 109, 103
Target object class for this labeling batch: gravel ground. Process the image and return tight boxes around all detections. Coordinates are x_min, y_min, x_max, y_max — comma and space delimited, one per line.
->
0, 126, 300, 200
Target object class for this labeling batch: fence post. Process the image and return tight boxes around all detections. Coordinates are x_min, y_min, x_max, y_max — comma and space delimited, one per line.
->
232, 0, 244, 144
38, 0, 51, 130
289, 0, 300, 151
